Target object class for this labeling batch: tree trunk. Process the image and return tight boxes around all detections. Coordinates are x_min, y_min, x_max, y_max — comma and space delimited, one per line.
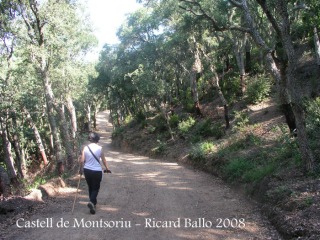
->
175, 72, 181, 99
41, 71, 74, 170
24, 108, 48, 166
21, 0, 65, 174
65, 95, 77, 139
7, 112, 26, 178
233, 36, 246, 95
93, 110, 97, 130
208, 61, 230, 129
277, 0, 316, 172
157, 103, 174, 141
233, 0, 315, 172
313, 27, 320, 78
280, 103, 296, 133
272, 52, 297, 133
55, 105, 74, 170
190, 44, 203, 116
92, 100, 102, 130
190, 71, 201, 115
201, 47, 230, 128
0, 117, 18, 184
245, 37, 251, 73
42, 69, 64, 175
291, 103, 316, 172
86, 104, 92, 132
235, 0, 296, 133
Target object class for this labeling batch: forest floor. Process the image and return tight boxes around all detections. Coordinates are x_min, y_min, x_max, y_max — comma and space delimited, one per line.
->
0, 111, 284, 240
111, 97, 320, 240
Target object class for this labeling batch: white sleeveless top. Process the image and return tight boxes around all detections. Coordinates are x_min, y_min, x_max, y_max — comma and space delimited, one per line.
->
83, 143, 103, 171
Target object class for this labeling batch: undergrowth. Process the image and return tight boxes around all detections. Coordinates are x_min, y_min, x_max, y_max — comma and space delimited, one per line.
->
180, 120, 303, 185
111, 97, 317, 189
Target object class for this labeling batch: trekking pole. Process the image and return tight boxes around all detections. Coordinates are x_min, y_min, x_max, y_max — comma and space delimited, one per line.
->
72, 173, 82, 213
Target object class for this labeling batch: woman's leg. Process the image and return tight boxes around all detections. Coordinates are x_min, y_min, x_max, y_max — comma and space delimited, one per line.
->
89, 171, 102, 205
84, 169, 102, 205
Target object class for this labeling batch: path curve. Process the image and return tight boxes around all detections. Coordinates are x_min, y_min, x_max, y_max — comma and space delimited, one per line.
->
6, 111, 281, 240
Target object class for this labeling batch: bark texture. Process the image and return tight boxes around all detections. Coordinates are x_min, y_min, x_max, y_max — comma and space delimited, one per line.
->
0, 117, 18, 184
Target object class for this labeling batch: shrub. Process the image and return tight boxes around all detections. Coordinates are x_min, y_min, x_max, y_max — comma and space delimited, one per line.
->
193, 119, 225, 139
273, 132, 302, 166
211, 123, 225, 139
246, 75, 272, 104
139, 120, 148, 129
224, 157, 254, 181
147, 125, 156, 134
233, 111, 250, 129
189, 141, 216, 163
152, 139, 167, 155
169, 114, 180, 128
112, 126, 125, 138
243, 164, 276, 183
266, 185, 293, 203
124, 115, 134, 125
27, 175, 47, 191
306, 98, 320, 140
182, 89, 195, 113
178, 116, 196, 135
135, 111, 146, 123
217, 133, 262, 158
223, 155, 276, 183
222, 76, 241, 103
193, 119, 213, 137
305, 98, 320, 165
154, 115, 167, 132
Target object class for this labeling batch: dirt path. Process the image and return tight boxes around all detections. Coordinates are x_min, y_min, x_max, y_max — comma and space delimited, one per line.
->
4, 111, 281, 240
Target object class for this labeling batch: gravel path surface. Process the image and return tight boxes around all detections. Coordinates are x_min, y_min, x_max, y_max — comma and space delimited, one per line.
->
4, 111, 281, 240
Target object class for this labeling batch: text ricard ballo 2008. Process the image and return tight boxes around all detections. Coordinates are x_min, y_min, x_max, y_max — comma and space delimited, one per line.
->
16, 217, 246, 229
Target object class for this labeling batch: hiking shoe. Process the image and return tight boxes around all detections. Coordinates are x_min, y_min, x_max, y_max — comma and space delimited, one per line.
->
87, 202, 95, 214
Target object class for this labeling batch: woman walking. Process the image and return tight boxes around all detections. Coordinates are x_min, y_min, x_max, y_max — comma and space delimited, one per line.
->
79, 132, 111, 214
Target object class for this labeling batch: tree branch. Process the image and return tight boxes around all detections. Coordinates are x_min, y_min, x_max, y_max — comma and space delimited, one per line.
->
228, 0, 242, 8
255, 0, 281, 37
179, 0, 249, 33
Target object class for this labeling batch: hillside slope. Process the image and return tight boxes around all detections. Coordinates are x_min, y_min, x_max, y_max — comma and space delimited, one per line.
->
112, 97, 320, 239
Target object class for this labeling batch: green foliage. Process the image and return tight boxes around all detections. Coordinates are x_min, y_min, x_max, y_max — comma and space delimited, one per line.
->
189, 141, 216, 163
26, 176, 47, 191
193, 119, 225, 139
154, 115, 168, 132
217, 128, 303, 184
223, 152, 277, 183
233, 111, 250, 130
222, 76, 241, 104
182, 89, 195, 113
169, 114, 180, 128
193, 119, 213, 137
178, 116, 196, 135
276, 125, 302, 165
266, 185, 293, 203
251, 62, 265, 74
246, 75, 272, 104
303, 197, 314, 208
224, 157, 254, 181
135, 111, 146, 123
152, 139, 167, 155
147, 125, 156, 134
242, 164, 276, 183
211, 123, 225, 139
305, 97, 320, 140
112, 126, 125, 138
124, 115, 134, 125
